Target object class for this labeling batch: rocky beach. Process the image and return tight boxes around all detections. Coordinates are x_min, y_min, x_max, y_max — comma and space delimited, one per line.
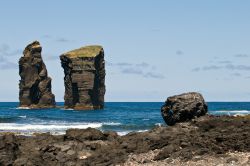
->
1, 1, 250, 166
7, 39, 250, 166
0, 114, 249, 166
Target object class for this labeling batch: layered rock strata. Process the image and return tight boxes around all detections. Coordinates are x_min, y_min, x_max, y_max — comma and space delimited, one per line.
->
60, 45, 105, 110
19, 41, 55, 108
161, 92, 208, 125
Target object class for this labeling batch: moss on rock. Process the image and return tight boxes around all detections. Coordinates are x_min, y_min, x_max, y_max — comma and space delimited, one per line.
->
62, 45, 103, 58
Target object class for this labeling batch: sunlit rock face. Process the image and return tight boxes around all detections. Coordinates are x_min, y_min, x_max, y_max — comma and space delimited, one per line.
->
19, 41, 55, 108
60, 45, 105, 110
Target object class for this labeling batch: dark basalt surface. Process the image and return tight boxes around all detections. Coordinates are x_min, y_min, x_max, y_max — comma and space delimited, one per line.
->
19, 41, 55, 108
161, 92, 208, 125
0, 115, 249, 165
60, 45, 105, 110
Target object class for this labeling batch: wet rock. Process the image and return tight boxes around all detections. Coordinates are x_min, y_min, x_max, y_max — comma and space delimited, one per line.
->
19, 41, 55, 108
161, 92, 208, 125
60, 45, 105, 110
65, 128, 105, 141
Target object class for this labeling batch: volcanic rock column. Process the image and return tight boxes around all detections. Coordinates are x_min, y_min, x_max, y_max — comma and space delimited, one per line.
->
60, 45, 105, 110
19, 41, 55, 108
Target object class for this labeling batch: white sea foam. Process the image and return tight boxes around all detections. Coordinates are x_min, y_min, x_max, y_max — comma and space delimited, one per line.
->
0, 123, 102, 131
0, 121, 122, 132
117, 131, 130, 136
117, 129, 149, 136
137, 129, 148, 133
16, 107, 30, 110
155, 123, 163, 127
102, 122, 121, 126
214, 110, 250, 114
18, 116, 27, 118
61, 108, 74, 110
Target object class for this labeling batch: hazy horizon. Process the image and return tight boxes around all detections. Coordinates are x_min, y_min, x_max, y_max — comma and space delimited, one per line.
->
1, 0, 250, 102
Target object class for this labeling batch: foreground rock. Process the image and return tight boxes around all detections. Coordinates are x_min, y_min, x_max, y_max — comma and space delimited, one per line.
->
19, 41, 55, 108
0, 115, 250, 165
161, 92, 208, 125
60, 45, 105, 110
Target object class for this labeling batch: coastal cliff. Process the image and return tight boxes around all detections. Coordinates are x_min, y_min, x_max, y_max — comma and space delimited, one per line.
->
19, 41, 55, 108
60, 45, 105, 110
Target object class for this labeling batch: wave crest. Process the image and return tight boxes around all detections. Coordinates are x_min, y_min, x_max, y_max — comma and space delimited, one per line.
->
0, 123, 102, 131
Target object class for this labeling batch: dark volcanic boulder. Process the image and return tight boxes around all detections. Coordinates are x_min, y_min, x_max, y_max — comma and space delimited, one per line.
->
60, 45, 105, 110
161, 92, 208, 125
19, 41, 55, 108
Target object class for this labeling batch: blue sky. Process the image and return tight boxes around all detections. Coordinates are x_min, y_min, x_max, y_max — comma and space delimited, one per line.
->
1, 0, 250, 101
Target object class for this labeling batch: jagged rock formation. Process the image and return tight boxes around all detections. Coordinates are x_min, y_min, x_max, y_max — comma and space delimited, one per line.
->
60, 45, 105, 110
1, 115, 250, 165
161, 92, 208, 126
19, 41, 55, 108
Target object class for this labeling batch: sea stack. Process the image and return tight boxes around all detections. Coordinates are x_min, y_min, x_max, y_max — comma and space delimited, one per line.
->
161, 92, 208, 126
60, 45, 105, 110
19, 41, 55, 108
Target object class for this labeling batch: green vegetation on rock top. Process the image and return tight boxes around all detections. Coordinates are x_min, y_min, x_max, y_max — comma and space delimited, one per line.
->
62, 45, 103, 58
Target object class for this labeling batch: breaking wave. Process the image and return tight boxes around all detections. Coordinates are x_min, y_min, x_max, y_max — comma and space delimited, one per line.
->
0, 122, 102, 131
16, 107, 30, 110
213, 110, 250, 115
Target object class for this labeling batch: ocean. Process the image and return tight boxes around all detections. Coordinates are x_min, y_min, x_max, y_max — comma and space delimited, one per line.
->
0, 102, 249, 135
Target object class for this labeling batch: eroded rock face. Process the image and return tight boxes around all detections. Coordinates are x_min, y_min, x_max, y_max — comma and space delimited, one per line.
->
161, 92, 208, 125
60, 45, 105, 110
19, 41, 55, 108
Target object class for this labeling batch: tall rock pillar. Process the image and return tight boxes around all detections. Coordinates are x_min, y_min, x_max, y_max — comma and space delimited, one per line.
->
19, 41, 55, 108
60, 45, 105, 110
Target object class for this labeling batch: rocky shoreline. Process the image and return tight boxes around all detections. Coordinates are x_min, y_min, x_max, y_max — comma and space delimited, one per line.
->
0, 114, 249, 166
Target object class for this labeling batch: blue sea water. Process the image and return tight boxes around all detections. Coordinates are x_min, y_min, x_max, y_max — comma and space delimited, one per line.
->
0, 102, 249, 135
